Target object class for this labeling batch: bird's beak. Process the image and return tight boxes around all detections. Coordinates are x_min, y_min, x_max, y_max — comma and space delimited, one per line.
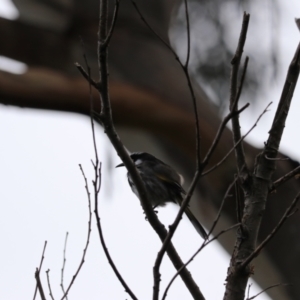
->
115, 162, 125, 168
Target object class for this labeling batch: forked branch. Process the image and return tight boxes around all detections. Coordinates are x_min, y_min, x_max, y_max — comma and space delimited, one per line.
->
223, 16, 300, 300
83, 1, 206, 299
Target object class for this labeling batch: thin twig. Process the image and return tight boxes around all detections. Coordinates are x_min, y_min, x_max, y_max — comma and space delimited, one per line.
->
246, 283, 291, 300
270, 165, 300, 192
33, 241, 47, 300
93, 163, 139, 300
82, 52, 100, 165
241, 192, 300, 268
60, 166, 92, 300
131, 1, 179, 59
264, 155, 289, 161
46, 269, 55, 300
230, 12, 250, 175
202, 102, 272, 176
161, 223, 240, 300
102, 0, 121, 47
60, 232, 69, 300
183, 0, 191, 68
75, 63, 100, 90
247, 283, 252, 300
207, 177, 238, 237
201, 102, 249, 169
234, 56, 249, 110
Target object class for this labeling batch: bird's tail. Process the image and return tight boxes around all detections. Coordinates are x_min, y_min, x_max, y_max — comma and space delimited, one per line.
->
184, 207, 208, 239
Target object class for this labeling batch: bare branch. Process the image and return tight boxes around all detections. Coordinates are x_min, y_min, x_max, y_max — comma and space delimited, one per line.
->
246, 283, 291, 300
75, 6, 158, 298
161, 176, 237, 300
151, 0, 207, 295
94, 1, 205, 299
224, 18, 300, 299
234, 175, 243, 226
234, 56, 249, 110
102, 0, 121, 48
207, 177, 238, 237
131, 1, 179, 59
35, 268, 46, 300
264, 155, 289, 161
60, 166, 92, 300
161, 223, 240, 300
247, 283, 252, 300
157, 175, 238, 299
33, 241, 47, 300
241, 192, 300, 267
295, 18, 300, 31
183, 0, 191, 68
60, 232, 69, 299
75, 63, 100, 90
132, 0, 201, 168
270, 165, 300, 192
202, 102, 271, 176
98, 0, 164, 238
46, 269, 55, 300
201, 102, 249, 169
230, 12, 250, 175
93, 163, 139, 300
259, 42, 300, 171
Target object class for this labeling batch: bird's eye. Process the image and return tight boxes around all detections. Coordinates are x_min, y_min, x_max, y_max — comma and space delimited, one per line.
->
135, 159, 142, 166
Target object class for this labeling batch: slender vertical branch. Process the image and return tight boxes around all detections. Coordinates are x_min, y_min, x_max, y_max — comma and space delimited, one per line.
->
183, 0, 191, 68
60, 232, 69, 300
102, 0, 120, 47
46, 269, 55, 300
229, 13, 250, 175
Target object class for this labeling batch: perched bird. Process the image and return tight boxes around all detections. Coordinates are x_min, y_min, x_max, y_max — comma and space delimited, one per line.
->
116, 152, 207, 239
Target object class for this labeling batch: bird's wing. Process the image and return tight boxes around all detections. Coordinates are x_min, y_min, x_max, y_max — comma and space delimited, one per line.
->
152, 163, 186, 194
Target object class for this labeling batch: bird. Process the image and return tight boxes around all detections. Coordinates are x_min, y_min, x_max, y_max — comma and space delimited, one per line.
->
116, 152, 208, 239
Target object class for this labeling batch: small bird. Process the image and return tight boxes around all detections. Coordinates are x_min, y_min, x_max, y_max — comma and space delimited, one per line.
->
116, 152, 208, 239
